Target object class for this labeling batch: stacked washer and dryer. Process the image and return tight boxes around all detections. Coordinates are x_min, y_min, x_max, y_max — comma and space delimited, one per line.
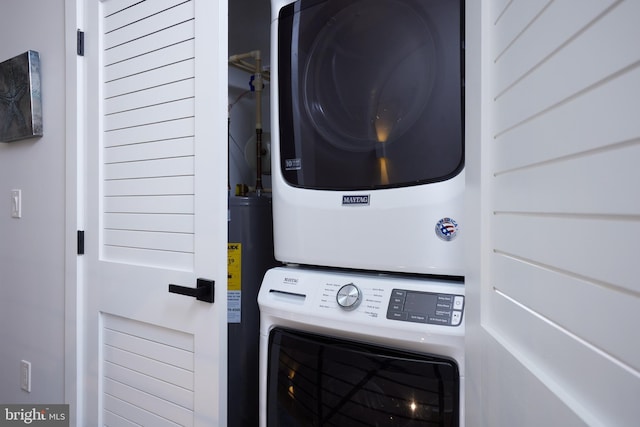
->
258, 0, 466, 425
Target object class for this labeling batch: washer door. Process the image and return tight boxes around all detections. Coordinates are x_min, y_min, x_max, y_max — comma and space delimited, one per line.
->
266, 328, 460, 426
277, 0, 463, 190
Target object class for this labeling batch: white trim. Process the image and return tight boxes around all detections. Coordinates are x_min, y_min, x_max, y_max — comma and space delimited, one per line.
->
64, 0, 86, 425
464, 0, 493, 423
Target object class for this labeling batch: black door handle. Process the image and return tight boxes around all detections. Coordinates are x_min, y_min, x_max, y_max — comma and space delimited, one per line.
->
168, 278, 215, 303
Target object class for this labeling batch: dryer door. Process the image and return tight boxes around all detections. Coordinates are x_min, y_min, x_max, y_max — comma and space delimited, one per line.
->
266, 328, 460, 426
276, 0, 463, 190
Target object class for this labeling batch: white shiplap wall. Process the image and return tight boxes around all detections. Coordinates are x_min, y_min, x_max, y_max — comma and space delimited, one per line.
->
467, 1, 640, 425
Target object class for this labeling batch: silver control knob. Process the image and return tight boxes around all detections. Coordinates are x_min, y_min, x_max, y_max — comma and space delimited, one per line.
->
336, 283, 361, 310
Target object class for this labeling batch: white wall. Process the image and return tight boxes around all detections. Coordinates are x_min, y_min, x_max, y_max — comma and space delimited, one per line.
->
0, 0, 67, 404
466, 1, 640, 425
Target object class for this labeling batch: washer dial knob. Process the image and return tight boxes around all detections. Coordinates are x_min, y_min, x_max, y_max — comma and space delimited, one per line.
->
336, 283, 361, 310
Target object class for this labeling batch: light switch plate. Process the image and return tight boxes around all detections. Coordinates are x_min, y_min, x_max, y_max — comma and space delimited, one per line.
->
11, 189, 21, 218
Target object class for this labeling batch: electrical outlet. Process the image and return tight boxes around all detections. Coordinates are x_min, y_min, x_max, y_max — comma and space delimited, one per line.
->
20, 360, 31, 392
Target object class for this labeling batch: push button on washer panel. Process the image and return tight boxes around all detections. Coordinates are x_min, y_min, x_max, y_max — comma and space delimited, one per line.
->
453, 296, 464, 310
451, 311, 462, 326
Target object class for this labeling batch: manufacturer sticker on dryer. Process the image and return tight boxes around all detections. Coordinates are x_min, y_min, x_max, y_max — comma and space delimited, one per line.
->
435, 217, 459, 241
285, 158, 302, 170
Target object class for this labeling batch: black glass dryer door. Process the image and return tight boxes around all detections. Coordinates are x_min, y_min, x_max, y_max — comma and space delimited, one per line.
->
277, 0, 464, 190
267, 328, 460, 426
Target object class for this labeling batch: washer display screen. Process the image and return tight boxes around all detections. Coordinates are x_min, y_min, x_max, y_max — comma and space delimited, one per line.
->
277, 0, 464, 190
404, 291, 439, 313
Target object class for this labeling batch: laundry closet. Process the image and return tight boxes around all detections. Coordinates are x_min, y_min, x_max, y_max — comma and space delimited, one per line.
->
228, 0, 465, 425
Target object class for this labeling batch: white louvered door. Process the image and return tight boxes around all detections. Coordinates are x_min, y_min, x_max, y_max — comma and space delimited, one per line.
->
83, 0, 228, 425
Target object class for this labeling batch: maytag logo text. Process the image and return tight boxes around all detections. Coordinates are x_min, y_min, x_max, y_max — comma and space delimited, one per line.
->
342, 194, 370, 206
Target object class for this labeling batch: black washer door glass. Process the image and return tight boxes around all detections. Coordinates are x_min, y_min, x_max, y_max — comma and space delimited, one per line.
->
278, 0, 463, 190
267, 328, 460, 426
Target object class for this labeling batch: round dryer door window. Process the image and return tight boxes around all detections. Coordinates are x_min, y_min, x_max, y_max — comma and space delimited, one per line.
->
277, 0, 464, 190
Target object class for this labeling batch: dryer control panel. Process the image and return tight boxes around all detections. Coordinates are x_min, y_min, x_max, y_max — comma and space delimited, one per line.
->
387, 289, 464, 326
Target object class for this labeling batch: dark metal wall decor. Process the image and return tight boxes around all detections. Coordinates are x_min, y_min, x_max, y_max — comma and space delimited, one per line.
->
0, 50, 42, 142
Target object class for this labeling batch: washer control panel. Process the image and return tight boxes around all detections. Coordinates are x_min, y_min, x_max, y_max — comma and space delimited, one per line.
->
387, 289, 464, 326
260, 267, 465, 328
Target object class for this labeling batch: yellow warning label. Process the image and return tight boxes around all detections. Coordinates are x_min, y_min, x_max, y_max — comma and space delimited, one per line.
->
227, 243, 242, 291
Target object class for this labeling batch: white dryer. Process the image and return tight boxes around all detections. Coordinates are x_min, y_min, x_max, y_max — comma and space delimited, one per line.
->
270, 0, 465, 276
258, 267, 465, 426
